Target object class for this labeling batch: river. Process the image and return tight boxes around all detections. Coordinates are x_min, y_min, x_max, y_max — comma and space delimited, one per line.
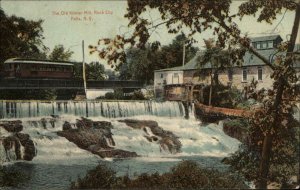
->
0, 100, 240, 189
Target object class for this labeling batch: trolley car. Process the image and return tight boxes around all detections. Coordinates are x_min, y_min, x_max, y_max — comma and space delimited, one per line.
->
1, 58, 74, 79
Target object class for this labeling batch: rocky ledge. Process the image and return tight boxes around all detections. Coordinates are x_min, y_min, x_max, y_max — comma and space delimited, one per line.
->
57, 117, 137, 158
222, 119, 249, 143
118, 119, 182, 154
0, 121, 36, 161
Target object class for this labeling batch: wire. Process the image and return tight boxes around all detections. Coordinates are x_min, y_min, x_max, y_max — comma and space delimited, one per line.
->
270, 9, 287, 34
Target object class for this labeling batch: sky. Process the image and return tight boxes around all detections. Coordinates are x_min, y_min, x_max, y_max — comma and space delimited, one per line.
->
1, 0, 299, 68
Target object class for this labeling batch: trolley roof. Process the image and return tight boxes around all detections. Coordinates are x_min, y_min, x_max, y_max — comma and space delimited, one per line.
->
4, 58, 74, 66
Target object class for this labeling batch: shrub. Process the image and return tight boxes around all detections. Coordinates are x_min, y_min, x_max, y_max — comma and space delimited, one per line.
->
70, 160, 247, 189
0, 166, 29, 187
131, 90, 146, 100
104, 92, 115, 99
70, 164, 117, 189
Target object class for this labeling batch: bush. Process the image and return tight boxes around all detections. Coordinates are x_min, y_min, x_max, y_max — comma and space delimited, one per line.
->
202, 84, 236, 108
0, 166, 29, 187
103, 89, 146, 100
131, 90, 146, 100
225, 119, 300, 188
200, 84, 252, 109
70, 160, 247, 189
104, 92, 115, 99
70, 164, 117, 189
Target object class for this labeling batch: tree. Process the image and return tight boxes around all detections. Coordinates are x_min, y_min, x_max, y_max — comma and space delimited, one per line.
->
72, 61, 107, 81
160, 33, 198, 68
119, 34, 198, 84
90, 0, 300, 188
119, 45, 155, 84
48, 45, 73, 61
0, 9, 47, 63
197, 38, 231, 105
86, 61, 106, 80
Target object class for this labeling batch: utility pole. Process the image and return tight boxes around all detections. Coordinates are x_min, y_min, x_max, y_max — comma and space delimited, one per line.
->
82, 40, 87, 93
182, 42, 186, 67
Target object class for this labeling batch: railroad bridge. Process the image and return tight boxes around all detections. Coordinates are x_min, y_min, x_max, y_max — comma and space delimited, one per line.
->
0, 79, 143, 90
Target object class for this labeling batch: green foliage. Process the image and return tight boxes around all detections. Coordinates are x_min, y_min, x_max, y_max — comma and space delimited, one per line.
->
103, 89, 146, 100
0, 9, 47, 63
131, 90, 146, 100
72, 62, 83, 79
104, 92, 115, 99
223, 118, 249, 143
119, 33, 198, 84
224, 118, 249, 130
0, 166, 30, 187
103, 89, 124, 100
201, 84, 244, 108
48, 45, 73, 61
0, 89, 57, 100
73, 61, 106, 81
0, 88, 79, 100
226, 117, 300, 187
86, 61, 106, 80
70, 164, 117, 189
70, 160, 247, 189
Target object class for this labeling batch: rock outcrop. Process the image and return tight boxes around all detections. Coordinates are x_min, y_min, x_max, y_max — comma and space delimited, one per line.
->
57, 117, 137, 158
0, 121, 36, 161
222, 119, 249, 143
0, 120, 23, 133
118, 119, 182, 154
15, 133, 36, 161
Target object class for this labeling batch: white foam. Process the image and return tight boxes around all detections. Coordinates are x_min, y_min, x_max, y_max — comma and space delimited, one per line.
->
0, 103, 240, 165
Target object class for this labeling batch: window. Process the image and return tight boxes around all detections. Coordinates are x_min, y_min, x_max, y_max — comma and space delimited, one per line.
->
160, 73, 164, 78
258, 66, 263, 81
262, 42, 267, 49
242, 68, 247, 81
256, 42, 261, 49
173, 73, 179, 84
228, 69, 233, 81
268, 41, 274, 48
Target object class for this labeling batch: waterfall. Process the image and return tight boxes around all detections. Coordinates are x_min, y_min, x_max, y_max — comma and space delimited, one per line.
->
0, 100, 242, 189
0, 101, 185, 119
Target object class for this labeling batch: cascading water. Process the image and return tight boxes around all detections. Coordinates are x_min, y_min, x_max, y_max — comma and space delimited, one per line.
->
0, 100, 241, 189
0, 100, 185, 119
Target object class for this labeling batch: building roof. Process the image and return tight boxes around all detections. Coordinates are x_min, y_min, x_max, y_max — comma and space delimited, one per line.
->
250, 35, 282, 42
156, 47, 300, 73
243, 49, 279, 67
155, 66, 184, 72
4, 58, 74, 66
155, 51, 212, 72
155, 34, 299, 72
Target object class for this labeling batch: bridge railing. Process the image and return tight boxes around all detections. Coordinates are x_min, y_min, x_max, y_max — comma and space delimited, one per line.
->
0, 79, 84, 89
0, 79, 143, 89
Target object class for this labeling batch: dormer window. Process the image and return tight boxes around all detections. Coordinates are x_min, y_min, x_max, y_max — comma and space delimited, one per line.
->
251, 35, 282, 50
254, 41, 274, 49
